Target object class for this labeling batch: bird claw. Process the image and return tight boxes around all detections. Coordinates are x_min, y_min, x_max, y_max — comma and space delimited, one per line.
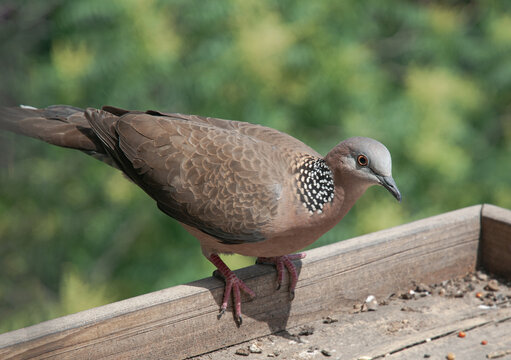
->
209, 253, 303, 325
256, 253, 305, 297
218, 307, 226, 319
220, 276, 254, 326
208, 254, 255, 325
218, 306, 242, 326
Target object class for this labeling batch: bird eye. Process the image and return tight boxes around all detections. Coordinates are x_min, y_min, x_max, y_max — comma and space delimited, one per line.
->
357, 155, 368, 166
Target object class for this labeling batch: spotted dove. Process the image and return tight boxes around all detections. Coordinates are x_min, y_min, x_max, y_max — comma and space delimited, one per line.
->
0, 105, 401, 325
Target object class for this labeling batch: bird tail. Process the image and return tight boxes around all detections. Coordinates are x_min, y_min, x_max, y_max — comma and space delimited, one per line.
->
0, 105, 115, 166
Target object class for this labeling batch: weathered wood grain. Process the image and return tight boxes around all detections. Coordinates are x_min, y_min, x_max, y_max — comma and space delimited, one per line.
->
387, 311, 511, 359
0, 205, 482, 359
481, 204, 511, 279
200, 269, 511, 360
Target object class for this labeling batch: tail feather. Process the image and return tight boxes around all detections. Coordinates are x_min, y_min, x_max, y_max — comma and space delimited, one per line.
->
0, 105, 114, 166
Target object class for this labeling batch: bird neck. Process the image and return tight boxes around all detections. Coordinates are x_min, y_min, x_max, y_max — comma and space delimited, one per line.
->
293, 155, 335, 215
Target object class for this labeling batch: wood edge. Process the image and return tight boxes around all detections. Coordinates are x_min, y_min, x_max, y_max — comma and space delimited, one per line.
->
0, 204, 484, 350
0, 279, 221, 349
306, 204, 482, 262
481, 203, 511, 225
479, 203, 511, 279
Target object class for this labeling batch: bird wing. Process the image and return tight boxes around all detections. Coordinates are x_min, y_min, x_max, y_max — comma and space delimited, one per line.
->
166, 112, 321, 156
87, 108, 297, 244
103, 106, 321, 157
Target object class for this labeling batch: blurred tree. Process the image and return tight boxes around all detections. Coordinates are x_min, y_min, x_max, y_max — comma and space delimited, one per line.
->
0, 0, 510, 332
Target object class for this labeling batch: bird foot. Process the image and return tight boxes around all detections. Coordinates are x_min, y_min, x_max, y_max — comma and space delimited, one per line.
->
208, 254, 256, 326
256, 253, 306, 298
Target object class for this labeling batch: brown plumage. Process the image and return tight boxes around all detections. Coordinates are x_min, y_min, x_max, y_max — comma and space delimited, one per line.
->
0, 105, 401, 325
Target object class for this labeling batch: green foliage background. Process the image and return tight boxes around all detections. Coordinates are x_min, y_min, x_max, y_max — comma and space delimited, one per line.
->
0, 0, 510, 332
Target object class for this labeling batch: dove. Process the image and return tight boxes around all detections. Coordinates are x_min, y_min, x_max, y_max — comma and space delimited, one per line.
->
0, 105, 401, 325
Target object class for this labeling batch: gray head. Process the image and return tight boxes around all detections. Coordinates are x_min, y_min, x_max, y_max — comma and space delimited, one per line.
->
327, 137, 401, 201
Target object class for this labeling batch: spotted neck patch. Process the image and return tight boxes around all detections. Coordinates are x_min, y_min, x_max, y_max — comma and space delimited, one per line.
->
294, 156, 335, 214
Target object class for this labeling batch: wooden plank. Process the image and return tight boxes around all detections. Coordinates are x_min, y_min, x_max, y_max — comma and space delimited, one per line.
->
388, 313, 511, 359
0, 205, 482, 359
481, 204, 511, 279
199, 275, 511, 360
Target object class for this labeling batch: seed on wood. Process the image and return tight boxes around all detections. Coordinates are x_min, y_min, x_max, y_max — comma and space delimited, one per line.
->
249, 343, 262, 353
486, 280, 500, 291
323, 316, 338, 324
321, 349, 332, 357
235, 347, 250, 356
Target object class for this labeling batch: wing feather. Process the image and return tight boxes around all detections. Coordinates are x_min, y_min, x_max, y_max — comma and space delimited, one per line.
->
114, 113, 287, 244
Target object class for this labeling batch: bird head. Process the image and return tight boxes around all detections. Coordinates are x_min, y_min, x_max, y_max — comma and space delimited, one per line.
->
327, 137, 401, 202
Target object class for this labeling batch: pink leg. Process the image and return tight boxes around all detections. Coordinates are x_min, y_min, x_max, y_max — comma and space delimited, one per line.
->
256, 253, 306, 299
207, 254, 256, 325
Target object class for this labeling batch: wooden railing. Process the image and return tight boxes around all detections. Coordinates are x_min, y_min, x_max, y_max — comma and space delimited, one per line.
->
1, 204, 509, 359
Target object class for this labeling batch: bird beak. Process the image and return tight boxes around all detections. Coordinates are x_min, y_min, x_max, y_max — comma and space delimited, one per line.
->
377, 175, 402, 202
